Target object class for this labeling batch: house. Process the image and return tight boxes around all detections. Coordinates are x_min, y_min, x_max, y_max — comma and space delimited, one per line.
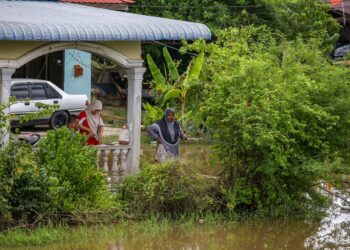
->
13, 0, 136, 100
0, 0, 211, 180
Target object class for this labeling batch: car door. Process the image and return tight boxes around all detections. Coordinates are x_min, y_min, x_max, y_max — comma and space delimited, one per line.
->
30, 82, 63, 114
9, 82, 32, 115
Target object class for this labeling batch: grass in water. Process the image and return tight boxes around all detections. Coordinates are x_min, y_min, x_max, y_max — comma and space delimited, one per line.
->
0, 217, 174, 247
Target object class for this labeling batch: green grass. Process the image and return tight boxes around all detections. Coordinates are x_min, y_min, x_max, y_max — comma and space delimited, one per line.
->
0, 214, 246, 248
0, 218, 174, 247
140, 131, 222, 177
0, 225, 70, 246
0, 214, 228, 247
102, 106, 127, 127
100, 135, 119, 144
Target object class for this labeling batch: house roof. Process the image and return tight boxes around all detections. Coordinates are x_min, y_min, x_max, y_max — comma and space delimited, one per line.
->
329, 0, 350, 16
60, 0, 134, 3
0, 1, 211, 41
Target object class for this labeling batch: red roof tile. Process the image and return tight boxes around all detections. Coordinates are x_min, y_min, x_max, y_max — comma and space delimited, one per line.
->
328, 0, 350, 16
61, 0, 134, 3
330, 0, 341, 6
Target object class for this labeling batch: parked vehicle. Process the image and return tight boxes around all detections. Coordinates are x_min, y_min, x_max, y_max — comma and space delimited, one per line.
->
10, 79, 89, 128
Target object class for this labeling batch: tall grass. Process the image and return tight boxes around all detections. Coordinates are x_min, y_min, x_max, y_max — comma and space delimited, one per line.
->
0, 217, 175, 247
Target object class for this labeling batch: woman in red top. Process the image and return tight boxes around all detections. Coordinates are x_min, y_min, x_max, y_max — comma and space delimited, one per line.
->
77, 99, 104, 145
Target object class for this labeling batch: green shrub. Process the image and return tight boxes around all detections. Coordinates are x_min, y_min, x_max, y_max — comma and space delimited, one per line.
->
118, 161, 219, 217
188, 26, 348, 216
0, 141, 50, 230
0, 127, 123, 231
36, 127, 108, 211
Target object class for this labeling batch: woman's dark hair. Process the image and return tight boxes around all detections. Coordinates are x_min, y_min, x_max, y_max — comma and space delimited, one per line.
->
68, 114, 78, 124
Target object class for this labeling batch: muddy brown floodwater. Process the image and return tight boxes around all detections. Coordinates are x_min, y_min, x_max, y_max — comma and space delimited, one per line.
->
5, 189, 350, 250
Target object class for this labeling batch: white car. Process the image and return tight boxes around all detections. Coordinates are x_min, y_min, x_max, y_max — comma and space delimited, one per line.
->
10, 79, 89, 128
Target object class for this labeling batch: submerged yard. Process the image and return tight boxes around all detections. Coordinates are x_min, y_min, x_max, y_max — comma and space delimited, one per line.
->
3, 0, 350, 248
1, 191, 350, 250
3, 112, 350, 249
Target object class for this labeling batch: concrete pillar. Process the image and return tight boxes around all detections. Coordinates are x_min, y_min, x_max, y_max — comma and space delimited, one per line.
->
125, 67, 146, 174
0, 68, 16, 146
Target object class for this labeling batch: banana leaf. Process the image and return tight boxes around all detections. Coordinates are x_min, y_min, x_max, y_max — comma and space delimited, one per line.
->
143, 102, 164, 124
163, 88, 182, 104
147, 54, 165, 86
183, 51, 204, 89
163, 47, 180, 81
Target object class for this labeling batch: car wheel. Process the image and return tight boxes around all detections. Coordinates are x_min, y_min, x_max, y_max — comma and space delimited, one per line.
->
50, 111, 69, 129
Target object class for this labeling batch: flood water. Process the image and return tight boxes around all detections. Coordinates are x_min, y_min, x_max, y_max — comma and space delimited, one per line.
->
5, 190, 350, 250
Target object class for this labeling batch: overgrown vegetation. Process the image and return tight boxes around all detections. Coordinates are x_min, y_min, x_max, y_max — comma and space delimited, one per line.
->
132, 0, 339, 44
118, 161, 220, 217
1, 0, 349, 245
0, 140, 50, 230
136, 0, 347, 217
0, 128, 121, 231
133, 0, 339, 86
143, 47, 204, 130
37, 128, 117, 212
136, 0, 350, 217
182, 26, 350, 215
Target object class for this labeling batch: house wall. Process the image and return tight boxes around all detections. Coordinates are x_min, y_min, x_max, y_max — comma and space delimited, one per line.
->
0, 40, 142, 100
0, 41, 45, 60
100, 41, 141, 60
64, 49, 91, 100
0, 41, 142, 62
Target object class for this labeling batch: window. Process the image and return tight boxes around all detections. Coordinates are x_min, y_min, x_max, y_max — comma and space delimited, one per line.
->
46, 84, 61, 99
31, 83, 47, 100
11, 83, 29, 100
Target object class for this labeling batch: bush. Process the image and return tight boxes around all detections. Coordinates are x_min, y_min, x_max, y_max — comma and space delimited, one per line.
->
0, 141, 50, 230
190, 26, 350, 215
36, 127, 108, 211
0, 128, 123, 230
118, 161, 220, 217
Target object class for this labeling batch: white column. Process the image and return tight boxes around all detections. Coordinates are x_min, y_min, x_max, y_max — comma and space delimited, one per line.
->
125, 67, 146, 174
0, 68, 16, 146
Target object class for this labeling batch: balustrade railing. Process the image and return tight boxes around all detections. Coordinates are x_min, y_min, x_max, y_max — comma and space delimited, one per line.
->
96, 144, 132, 189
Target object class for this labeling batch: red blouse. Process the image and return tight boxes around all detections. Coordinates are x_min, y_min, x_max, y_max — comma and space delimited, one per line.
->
78, 111, 100, 145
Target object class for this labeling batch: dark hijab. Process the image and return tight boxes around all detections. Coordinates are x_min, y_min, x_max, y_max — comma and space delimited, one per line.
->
157, 108, 180, 145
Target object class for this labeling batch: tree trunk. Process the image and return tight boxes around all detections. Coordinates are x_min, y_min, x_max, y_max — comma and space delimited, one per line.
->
181, 96, 186, 118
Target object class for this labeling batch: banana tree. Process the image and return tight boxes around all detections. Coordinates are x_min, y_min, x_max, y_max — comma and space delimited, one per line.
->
146, 47, 180, 95
146, 47, 204, 120
163, 51, 204, 117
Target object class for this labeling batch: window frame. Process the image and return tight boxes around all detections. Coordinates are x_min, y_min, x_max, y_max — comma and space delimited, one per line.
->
29, 82, 62, 100
29, 82, 48, 100
44, 83, 62, 99
10, 82, 30, 100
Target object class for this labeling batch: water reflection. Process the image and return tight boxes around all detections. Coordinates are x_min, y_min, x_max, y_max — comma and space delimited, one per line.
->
107, 221, 316, 250
304, 190, 350, 249
4, 221, 315, 250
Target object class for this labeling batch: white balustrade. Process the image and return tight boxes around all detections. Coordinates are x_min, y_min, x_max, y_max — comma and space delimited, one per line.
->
96, 144, 132, 189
